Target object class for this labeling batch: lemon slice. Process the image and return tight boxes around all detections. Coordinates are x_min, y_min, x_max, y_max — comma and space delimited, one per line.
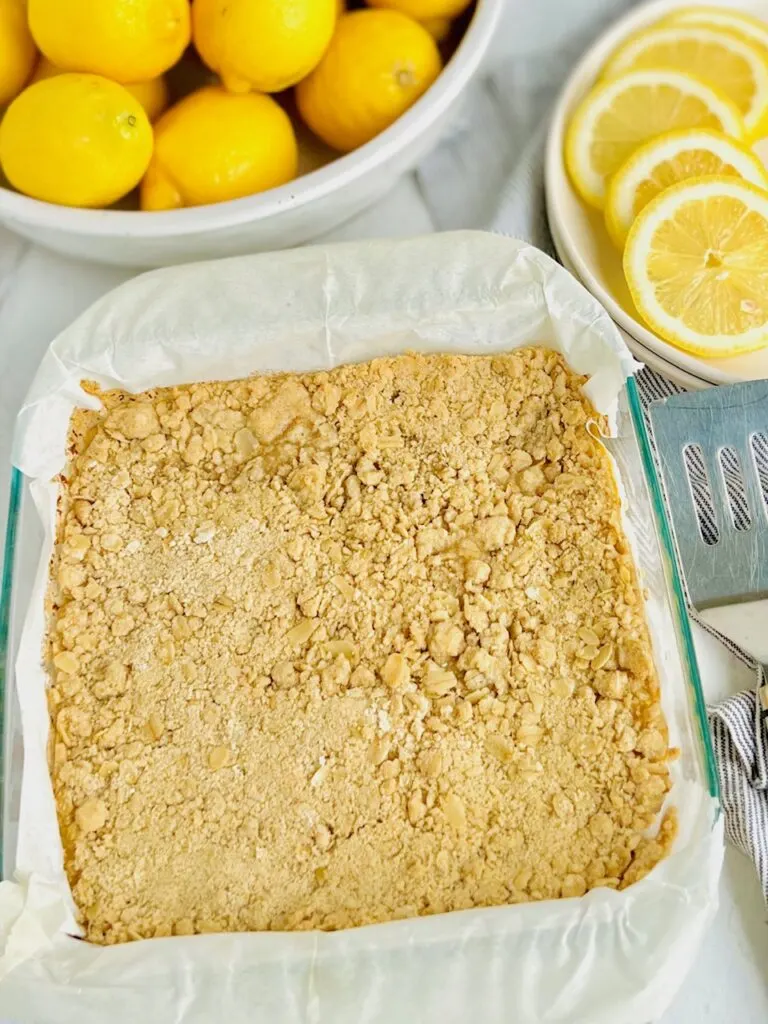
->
605, 127, 768, 246
663, 6, 768, 58
565, 69, 744, 207
624, 175, 768, 356
601, 24, 768, 136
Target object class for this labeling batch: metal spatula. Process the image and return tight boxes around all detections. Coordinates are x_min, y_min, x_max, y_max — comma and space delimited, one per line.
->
647, 382, 768, 688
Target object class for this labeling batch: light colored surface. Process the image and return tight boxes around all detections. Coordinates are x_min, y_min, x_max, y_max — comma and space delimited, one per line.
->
0, 0, 502, 268
0, 0, 766, 1020
701, 603, 768, 666
545, 0, 768, 386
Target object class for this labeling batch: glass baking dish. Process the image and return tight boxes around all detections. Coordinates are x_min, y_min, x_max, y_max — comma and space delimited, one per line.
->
0, 376, 719, 881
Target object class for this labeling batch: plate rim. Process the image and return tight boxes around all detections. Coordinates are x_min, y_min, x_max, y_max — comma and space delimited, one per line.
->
548, 214, 713, 390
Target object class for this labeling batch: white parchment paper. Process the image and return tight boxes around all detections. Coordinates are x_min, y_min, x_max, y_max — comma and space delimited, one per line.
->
0, 232, 722, 1024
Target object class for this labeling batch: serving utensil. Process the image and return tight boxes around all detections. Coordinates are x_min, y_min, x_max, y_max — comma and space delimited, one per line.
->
648, 382, 768, 712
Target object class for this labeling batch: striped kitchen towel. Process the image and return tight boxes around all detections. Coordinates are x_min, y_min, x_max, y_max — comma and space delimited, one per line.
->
486, 30, 768, 902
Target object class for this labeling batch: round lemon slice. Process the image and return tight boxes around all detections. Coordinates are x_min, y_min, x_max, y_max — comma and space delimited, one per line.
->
601, 24, 768, 136
605, 127, 768, 247
565, 69, 744, 208
663, 6, 768, 58
624, 175, 768, 357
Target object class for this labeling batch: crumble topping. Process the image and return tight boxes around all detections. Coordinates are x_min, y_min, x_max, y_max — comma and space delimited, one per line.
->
48, 348, 676, 944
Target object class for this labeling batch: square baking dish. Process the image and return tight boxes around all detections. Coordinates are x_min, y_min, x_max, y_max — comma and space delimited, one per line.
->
0, 234, 722, 1024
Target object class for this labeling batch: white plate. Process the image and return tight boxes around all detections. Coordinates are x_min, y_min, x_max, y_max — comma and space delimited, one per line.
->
545, 0, 768, 385
549, 214, 711, 389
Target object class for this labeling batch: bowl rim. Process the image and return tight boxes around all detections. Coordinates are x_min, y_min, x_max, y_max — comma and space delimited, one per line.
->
544, 0, 767, 387
0, 0, 503, 237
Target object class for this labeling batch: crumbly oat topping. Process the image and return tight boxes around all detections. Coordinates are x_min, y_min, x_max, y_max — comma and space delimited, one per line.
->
48, 348, 676, 944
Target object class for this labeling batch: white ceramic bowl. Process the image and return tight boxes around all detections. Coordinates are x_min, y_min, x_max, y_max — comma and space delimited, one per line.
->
545, 0, 768, 385
0, 0, 502, 268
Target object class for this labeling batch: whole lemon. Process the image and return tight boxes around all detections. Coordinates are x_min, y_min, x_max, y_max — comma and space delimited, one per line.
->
0, 0, 37, 106
121, 76, 169, 122
296, 10, 442, 153
421, 17, 452, 42
140, 86, 298, 210
0, 74, 153, 207
28, 0, 190, 83
192, 0, 337, 93
31, 56, 169, 121
367, 0, 471, 18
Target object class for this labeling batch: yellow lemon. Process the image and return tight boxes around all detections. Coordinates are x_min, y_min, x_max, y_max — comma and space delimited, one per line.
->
421, 17, 452, 42
565, 68, 744, 208
140, 86, 298, 210
28, 0, 190, 83
624, 176, 768, 357
663, 6, 768, 58
296, 10, 442, 153
0, 0, 37, 106
125, 76, 169, 122
192, 0, 337, 94
367, 0, 471, 20
32, 56, 169, 121
605, 128, 768, 247
600, 24, 768, 137
0, 74, 153, 206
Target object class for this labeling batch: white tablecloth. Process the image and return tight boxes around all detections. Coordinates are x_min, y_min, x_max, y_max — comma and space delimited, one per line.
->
0, 1, 767, 1020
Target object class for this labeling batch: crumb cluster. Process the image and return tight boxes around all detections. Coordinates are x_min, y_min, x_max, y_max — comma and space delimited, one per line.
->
48, 348, 676, 944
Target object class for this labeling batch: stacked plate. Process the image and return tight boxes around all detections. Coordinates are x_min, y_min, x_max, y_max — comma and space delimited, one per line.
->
545, 0, 768, 389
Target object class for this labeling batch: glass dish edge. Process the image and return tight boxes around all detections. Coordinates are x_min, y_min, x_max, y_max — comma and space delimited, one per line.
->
625, 376, 718, 801
0, 467, 23, 878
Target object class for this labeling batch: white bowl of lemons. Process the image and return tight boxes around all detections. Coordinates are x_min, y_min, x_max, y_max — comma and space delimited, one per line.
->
0, 0, 501, 267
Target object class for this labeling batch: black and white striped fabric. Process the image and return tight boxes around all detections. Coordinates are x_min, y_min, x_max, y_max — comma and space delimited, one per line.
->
487, 43, 768, 902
